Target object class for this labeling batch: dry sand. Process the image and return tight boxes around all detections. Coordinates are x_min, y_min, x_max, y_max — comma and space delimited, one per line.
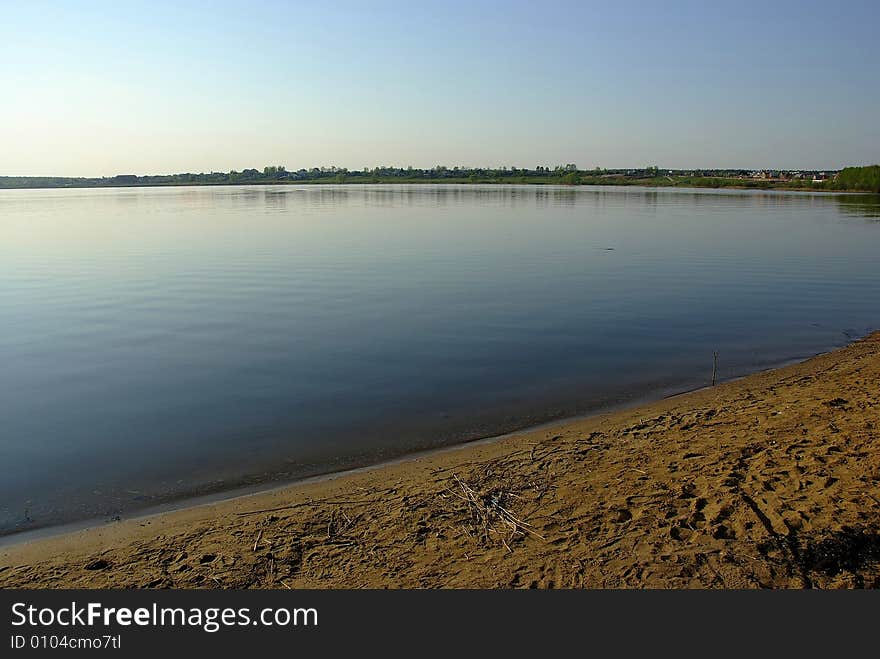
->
2, 333, 879, 589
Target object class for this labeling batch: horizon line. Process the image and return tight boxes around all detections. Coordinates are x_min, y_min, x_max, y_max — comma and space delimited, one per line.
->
4, 164, 872, 179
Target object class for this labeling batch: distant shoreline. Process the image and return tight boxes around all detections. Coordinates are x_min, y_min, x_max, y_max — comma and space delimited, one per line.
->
0, 179, 865, 193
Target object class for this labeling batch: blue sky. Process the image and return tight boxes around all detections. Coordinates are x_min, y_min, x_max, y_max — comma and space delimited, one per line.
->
1, 0, 878, 175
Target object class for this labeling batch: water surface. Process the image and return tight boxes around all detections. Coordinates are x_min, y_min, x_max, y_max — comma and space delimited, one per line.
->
1, 184, 878, 535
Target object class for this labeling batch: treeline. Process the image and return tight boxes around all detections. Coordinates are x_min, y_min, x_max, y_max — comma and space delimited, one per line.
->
832, 165, 880, 192
2, 165, 878, 191
0, 165, 584, 189
0, 165, 726, 189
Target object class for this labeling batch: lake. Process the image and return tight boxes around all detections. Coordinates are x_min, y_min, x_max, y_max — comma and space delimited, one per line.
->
1, 184, 878, 536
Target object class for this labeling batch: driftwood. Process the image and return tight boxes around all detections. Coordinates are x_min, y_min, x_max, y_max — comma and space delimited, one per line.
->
445, 473, 545, 552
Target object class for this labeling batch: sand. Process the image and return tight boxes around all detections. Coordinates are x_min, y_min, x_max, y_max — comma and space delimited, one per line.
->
2, 333, 879, 589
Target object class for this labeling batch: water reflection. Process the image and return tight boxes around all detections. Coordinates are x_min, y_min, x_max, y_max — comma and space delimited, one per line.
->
1, 184, 878, 535
834, 194, 880, 220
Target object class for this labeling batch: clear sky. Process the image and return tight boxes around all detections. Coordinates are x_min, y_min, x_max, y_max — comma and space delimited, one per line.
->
1, 0, 878, 176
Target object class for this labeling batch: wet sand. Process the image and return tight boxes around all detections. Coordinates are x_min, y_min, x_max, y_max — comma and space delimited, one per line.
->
2, 332, 879, 589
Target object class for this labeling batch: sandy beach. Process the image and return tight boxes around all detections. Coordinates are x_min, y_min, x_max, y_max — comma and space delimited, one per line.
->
2, 332, 879, 589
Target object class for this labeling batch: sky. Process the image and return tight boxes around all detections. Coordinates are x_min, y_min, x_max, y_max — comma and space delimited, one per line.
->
1, 0, 878, 176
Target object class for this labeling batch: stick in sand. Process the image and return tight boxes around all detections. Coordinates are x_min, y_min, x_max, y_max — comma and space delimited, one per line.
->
253, 530, 263, 552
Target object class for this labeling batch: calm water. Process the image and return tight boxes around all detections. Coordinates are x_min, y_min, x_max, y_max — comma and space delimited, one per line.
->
1, 184, 878, 535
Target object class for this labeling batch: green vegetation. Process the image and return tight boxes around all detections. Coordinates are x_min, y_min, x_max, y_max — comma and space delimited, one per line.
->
833, 165, 880, 192
2, 165, 878, 192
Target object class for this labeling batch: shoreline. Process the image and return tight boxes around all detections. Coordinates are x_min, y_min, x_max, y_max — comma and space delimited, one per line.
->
2, 332, 879, 588
0, 180, 869, 194
0, 379, 695, 546
0, 346, 833, 547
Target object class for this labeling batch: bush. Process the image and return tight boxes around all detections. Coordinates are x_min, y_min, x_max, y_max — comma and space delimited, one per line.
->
833, 165, 880, 192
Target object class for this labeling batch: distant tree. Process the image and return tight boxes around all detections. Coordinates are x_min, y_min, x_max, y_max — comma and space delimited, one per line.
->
833, 165, 880, 192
